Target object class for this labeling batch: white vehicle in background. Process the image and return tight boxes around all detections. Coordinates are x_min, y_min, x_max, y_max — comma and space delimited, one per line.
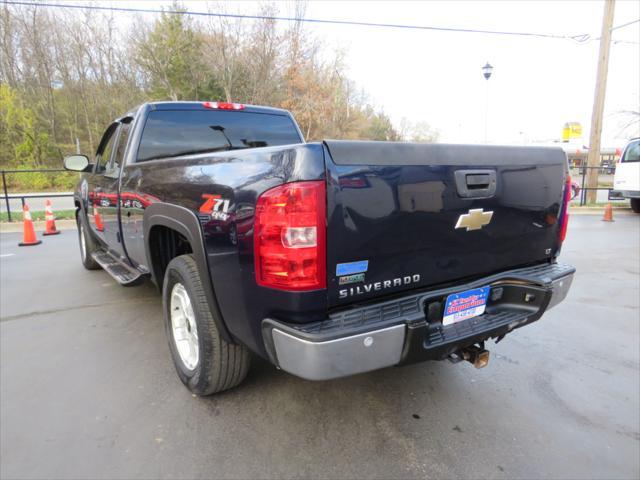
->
614, 138, 640, 213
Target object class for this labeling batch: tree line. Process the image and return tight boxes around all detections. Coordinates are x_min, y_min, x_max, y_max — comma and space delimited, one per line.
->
0, 2, 437, 190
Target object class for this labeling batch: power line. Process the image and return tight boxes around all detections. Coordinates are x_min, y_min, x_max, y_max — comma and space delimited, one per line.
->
610, 18, 640, 44
1, 0, 595, 42
591, 18, 640, 44
611, 18, 640, 32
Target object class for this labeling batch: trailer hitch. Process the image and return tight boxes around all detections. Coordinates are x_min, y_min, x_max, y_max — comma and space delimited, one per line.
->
448, 342, 490, 369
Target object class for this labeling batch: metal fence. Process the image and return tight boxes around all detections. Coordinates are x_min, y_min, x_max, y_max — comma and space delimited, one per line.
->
1, 169, 75, 222
570, 165, 620, 206
1, 164, 623, 222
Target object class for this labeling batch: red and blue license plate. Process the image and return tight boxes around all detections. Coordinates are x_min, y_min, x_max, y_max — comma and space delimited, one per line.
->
442, 286, 490, 326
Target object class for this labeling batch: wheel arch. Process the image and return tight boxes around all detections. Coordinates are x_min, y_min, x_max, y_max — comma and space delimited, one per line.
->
143, 203, 234, 343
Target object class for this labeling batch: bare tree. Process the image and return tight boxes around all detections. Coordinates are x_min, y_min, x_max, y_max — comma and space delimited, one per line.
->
2, 0, 404, 175
614, 110, 640, 140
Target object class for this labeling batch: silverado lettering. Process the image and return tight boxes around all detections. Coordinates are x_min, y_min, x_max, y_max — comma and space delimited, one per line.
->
339, 274, 421, 298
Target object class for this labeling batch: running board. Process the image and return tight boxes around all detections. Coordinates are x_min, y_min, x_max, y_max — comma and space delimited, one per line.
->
91, 250, 147, 286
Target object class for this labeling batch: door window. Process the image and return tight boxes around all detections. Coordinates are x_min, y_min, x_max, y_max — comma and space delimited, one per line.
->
621, 139, 640, 163
110, 121, 132, 174
95, 124, 118, 174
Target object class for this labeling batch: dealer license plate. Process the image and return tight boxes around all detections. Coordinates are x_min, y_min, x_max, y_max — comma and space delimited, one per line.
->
442, 286, 490, 326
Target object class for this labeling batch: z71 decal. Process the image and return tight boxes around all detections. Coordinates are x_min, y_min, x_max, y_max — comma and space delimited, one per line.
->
200, 194, 231, 221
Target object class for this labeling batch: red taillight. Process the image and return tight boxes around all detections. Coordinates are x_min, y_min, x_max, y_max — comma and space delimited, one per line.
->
202, 101, 245, 110
254, 181, 326, 291
558, 175, 571, 244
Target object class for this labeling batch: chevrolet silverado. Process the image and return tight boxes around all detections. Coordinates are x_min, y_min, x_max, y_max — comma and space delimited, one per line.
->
64, 101, 575, 395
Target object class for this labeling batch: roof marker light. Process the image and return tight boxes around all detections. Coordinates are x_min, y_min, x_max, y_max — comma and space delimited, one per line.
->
202, 101, 245, 110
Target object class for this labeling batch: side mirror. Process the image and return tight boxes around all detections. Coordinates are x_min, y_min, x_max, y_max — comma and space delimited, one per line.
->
63, 154, 91, 172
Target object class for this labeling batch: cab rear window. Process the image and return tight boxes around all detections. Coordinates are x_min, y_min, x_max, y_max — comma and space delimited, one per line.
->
621, 140, 640, 163
136, 110, 302, 162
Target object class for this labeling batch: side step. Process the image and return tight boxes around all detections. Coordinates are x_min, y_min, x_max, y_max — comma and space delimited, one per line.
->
91, 250, 148, 286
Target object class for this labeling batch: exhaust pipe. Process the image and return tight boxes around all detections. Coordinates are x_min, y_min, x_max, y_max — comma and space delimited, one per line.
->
459, 344, 490, 369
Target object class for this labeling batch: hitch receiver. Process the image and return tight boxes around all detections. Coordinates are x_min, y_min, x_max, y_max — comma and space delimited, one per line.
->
459, 344, 490, 369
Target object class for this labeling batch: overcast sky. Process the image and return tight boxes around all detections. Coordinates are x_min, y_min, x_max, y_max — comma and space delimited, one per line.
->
302, 0, 640, 146
105, 1, 640, 145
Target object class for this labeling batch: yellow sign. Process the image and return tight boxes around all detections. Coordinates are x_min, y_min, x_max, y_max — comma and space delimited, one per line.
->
562, 122, 582, 142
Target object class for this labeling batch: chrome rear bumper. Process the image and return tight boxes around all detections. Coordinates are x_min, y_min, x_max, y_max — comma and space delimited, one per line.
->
547, 274, 574, 310
263, 262, 575, 381
271, 325, 405, 381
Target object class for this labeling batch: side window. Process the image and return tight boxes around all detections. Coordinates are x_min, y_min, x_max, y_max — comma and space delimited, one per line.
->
622, 140, 640, 163
110, 122, 132, 173
95, 124, 118, 174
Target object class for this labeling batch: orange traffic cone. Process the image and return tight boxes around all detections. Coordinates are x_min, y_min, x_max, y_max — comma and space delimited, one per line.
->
602, 203, 614, 222
18, 204, 42, 247
43, 199, 60, 235
93, 205, 104, 232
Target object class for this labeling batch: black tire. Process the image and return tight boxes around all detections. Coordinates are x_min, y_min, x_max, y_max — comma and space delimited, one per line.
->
77, 212, 100, 270
631, 198, 640, 213
162, 254, 250, 395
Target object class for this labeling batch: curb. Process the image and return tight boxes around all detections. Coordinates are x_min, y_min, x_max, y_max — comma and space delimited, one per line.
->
0, 219, 76, 233
570, 208, 636, 215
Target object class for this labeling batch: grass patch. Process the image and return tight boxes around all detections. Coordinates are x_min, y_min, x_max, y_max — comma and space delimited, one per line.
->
571, 201, 630, 208
0, 209, 76, 222
2, 171, 79, 192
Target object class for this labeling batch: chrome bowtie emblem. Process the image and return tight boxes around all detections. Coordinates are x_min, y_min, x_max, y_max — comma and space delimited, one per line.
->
455, 208, 494, 231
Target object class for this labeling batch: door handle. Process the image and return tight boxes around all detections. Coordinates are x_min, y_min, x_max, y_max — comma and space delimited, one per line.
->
465, 174, 491, 188
454, 169, 497, 198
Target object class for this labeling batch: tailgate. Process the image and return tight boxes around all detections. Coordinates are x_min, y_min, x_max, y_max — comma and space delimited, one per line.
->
324, 140, 568, 307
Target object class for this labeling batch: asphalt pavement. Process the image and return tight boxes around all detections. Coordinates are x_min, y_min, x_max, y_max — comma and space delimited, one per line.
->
1, 215, 639, 479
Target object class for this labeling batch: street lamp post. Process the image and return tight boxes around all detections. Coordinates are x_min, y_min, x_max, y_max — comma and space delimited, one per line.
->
482, 62, 493, 143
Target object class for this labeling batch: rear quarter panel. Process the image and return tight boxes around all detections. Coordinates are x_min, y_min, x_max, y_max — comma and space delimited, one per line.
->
119, 143, 327, 355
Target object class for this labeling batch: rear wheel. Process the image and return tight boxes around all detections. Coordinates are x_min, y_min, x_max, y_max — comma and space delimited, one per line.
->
631, 198, 640, 213
77, 213, 100, 270
163, 254, 250, 395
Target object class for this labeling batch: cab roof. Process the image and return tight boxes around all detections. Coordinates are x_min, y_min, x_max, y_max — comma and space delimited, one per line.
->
147, 101, 291, 116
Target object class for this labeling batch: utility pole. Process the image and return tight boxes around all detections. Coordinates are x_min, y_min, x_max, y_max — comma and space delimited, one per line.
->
484, 80, 490, 143
585, 0, 615, 204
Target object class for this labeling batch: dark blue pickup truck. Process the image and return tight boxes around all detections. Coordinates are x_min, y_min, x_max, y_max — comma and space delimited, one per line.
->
64, 101, 575, 395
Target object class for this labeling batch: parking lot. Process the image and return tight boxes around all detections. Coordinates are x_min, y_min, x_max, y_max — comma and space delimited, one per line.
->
1, 214, 638, 479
